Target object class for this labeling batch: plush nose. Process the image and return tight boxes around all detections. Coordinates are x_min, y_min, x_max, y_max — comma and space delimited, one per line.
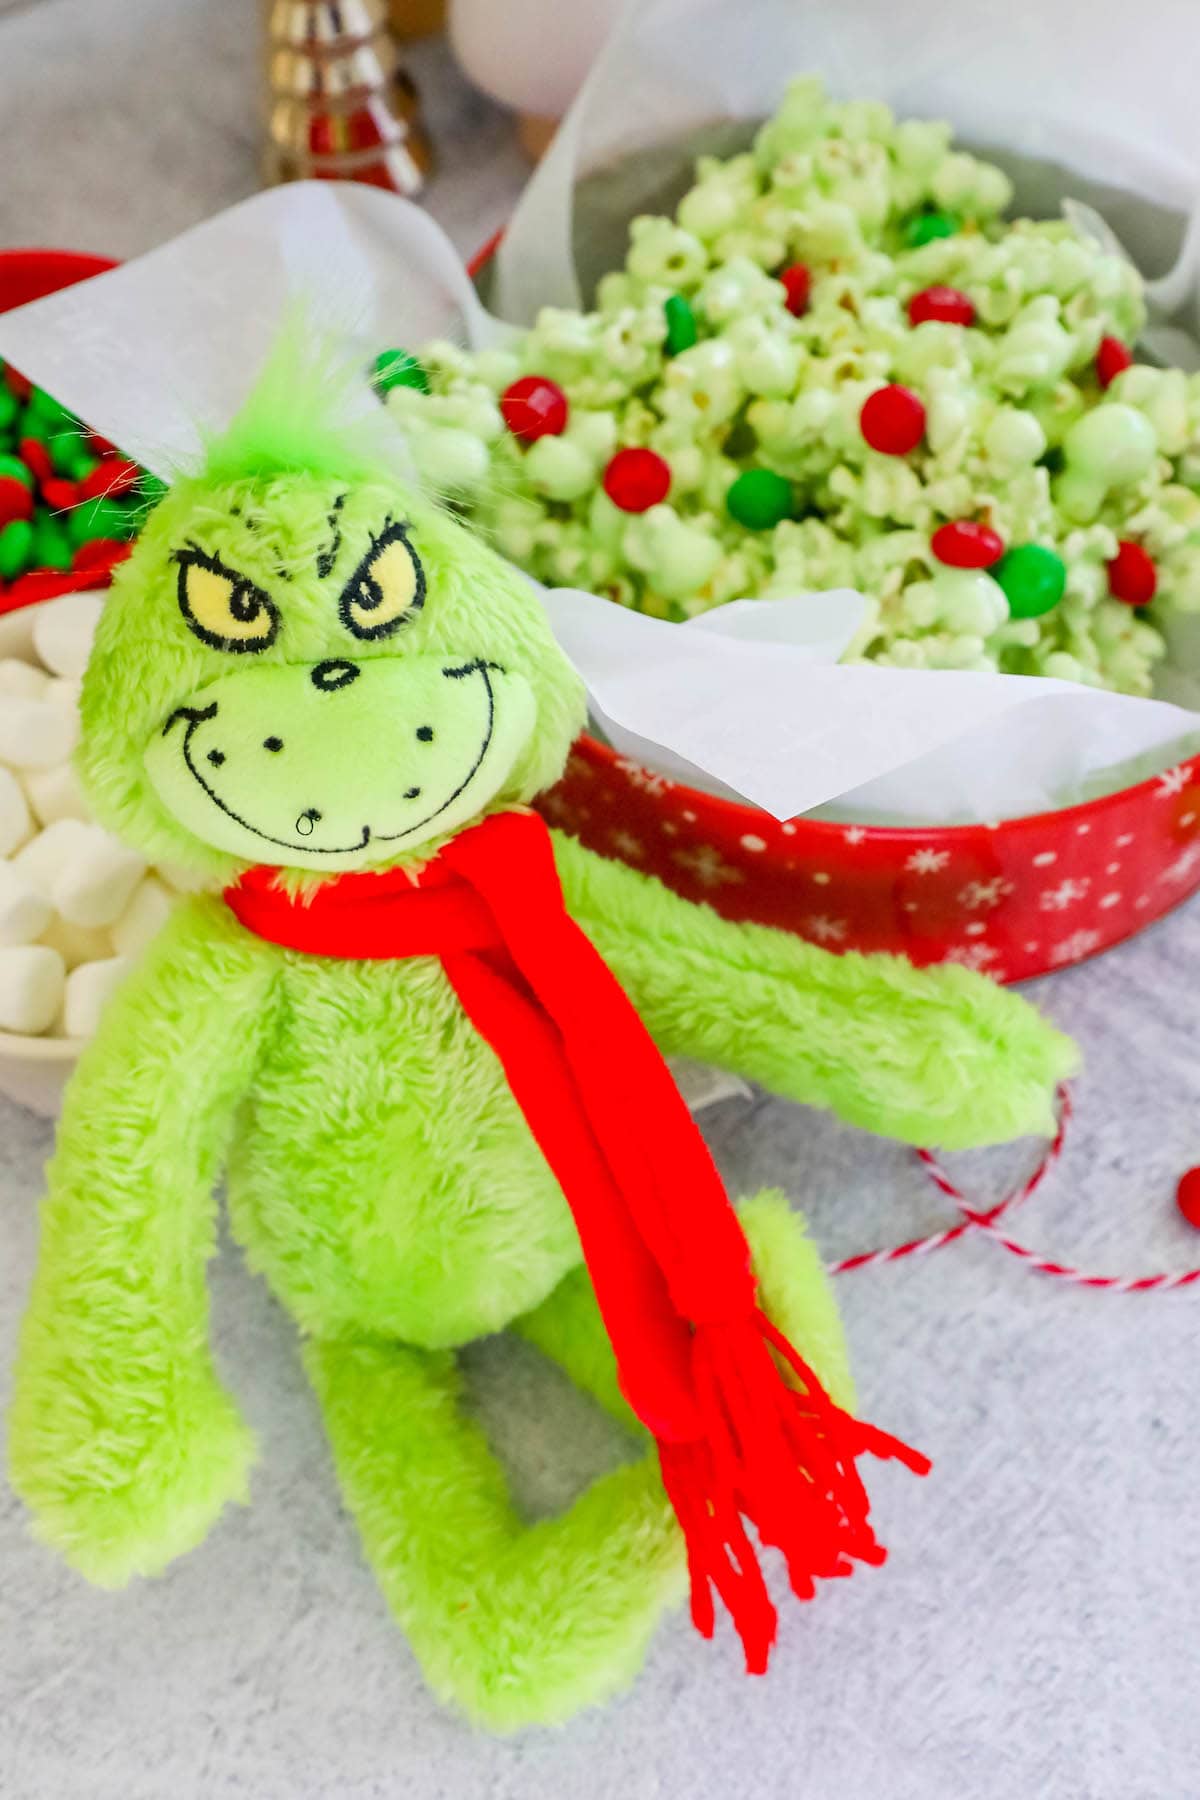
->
310, 659, 361, 692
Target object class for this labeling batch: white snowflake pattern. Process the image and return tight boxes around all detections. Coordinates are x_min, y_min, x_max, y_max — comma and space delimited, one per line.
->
1156, 764, 1193, 798
957, 877, 1014, 912
905, 847, 950, 875
1048, 930, 1102, 966
609, 829, 645, 861
843, 826, 867, 846
564, 752, 596, 785
1039, 877, 1092, 913
944, 943, 1000, 971
805, 914, 848, 944
613, 757, 675, 796
670, 844, 745, 888
1160, 841, 1200, 886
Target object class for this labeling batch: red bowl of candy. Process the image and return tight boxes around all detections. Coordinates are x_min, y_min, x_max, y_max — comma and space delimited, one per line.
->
3, 245, 1199, 985
0, 248, 134, 624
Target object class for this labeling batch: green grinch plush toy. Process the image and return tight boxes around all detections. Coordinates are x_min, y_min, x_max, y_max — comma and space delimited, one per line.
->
8, 334, 1076, 1730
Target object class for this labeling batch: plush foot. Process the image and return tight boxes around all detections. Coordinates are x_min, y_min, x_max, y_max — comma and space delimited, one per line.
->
305, 1335, 685, 1731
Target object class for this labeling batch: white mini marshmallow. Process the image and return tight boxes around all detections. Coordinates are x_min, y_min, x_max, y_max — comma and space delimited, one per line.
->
22, 759, 90, 827
0, 765, 33, 856
30, 590, 105, 680
0, 862, 54, 947
0, 658, 49, 700
51, 826, 146, 929
13, 818, 96, 895
0, 696, 78, 770
42, 676, 83, 713
111, 876, 174, 959
156, 860, 207, 894
0, 944, 66, 1035
61, 954, 131, 1040
39, 913, 114, 971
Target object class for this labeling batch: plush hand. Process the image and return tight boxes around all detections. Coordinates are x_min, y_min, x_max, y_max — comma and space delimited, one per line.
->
8, 897, 276, 1582
554, 832, 1077, 1149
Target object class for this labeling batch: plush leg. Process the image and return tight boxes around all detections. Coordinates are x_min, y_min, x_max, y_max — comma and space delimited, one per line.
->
514, 1188, 855, 1418
304, 1335, 685, 1731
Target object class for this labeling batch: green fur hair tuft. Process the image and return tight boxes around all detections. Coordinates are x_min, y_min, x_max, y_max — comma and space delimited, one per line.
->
199, 313, 405, 487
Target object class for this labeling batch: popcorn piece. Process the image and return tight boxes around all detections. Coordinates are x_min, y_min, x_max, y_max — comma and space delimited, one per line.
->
50, 826, 146, 929
0, 696, 78, 770
0, 862, 54, 948
30, 589, 105, 679
110, 876, 174, 959
61, 955, 132, 1040
0, 944, 65, 1036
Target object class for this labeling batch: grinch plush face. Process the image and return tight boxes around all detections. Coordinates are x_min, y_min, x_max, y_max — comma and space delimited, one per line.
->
137, 485, 541, 870
80, 447, 585, 880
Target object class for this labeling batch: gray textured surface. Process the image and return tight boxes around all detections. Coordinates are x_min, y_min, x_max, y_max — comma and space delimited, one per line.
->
2, 7, 1200, 1796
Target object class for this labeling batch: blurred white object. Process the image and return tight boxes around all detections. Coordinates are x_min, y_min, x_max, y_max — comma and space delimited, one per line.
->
51, 828, 146, 930
31, 590, 104, 680
0, 694, 77, 770
0, 767, 32, 857
111, 876, 173, 959
0, 946, 65, 1036
61, 955, 131, 1041
448, 0, 621, 123
0, 863, 53, 949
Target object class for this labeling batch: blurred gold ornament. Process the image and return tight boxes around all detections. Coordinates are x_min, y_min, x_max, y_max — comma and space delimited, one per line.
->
388, 0, 446, 38
263, 0, 433, 196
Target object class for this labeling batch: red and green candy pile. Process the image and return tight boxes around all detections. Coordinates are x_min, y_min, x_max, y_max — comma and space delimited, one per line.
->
0, 359, 159, 610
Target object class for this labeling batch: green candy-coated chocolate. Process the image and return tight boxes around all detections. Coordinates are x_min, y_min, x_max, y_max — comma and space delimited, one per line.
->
663, 293, 698, 356
0, 517, 34, 579
67, 495, 130, 547
138, 473, 169, 505
27, 387, 78, 428
373, 349, 430, 395
0, 388, 17, 431
996, 543, 1066, 618
0, 451, 33, 488
30, 513, 73, 570
726, 467, 794, 530
905, 210, 961, 248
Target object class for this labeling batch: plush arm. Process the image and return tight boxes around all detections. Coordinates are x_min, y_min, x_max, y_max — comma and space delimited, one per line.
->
7, 895, 279, 1585
553, 832, 1077, 1150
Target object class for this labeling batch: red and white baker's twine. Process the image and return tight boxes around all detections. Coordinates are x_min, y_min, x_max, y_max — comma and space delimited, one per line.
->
830, 1084, 1200, 1293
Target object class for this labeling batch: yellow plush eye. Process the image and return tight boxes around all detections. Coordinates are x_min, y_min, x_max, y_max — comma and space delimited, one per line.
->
177, 552, 280, 654
339, 524, 425, 641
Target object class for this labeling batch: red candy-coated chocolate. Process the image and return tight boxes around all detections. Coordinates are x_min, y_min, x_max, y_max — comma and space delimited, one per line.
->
4, 367, 31, 402
0, 475, 34, 527
908, 285, 975, 327
602, 447, 671, 513
931, 520, 1005, 569
779, 264, 811, 317
860, 385, 926, 456
1107, 539, 1157, 607
1096, 336, 1133, 389
500, 375, 569, 442
1177, 1167, 1200, 1229
18, 436, 53, 484
79, 457, 141, 501
87, 431, 119, 458
41, 476, 80, 512
71, 537, 131, 573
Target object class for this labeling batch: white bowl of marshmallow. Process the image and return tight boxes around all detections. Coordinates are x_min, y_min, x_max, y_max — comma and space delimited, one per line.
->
0, 590, 182, 1115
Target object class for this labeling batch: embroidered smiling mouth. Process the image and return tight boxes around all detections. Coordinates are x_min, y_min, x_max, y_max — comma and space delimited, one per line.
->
162, 659, 499, 856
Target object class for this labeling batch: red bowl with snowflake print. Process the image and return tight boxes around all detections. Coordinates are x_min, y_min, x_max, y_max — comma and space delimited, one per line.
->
536, 737, 1200, 983
460, 253, 1200, 982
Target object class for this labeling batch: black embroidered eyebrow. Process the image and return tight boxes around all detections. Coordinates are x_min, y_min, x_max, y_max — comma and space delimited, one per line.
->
316, 492, 347, 579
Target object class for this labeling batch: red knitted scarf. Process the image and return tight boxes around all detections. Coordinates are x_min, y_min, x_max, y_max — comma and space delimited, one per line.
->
225, 808, 928, 1671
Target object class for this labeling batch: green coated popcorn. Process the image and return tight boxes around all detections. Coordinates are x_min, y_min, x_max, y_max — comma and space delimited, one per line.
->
391, 74, 1200, 690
